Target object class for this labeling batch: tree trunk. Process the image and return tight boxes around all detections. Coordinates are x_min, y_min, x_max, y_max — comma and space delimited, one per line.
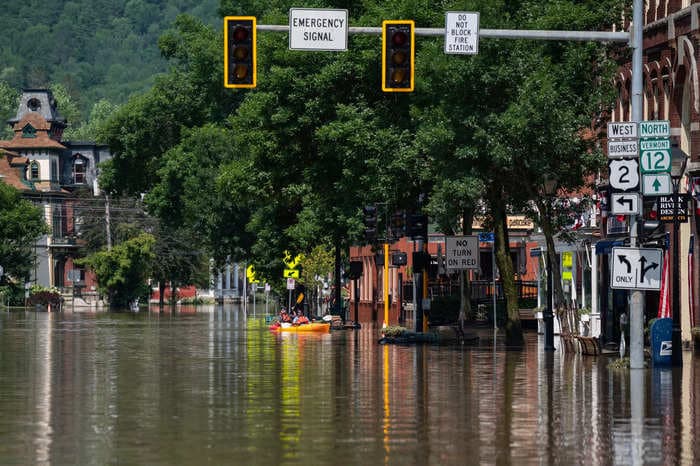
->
491, 194, 523, 346
538, 198, 569, 333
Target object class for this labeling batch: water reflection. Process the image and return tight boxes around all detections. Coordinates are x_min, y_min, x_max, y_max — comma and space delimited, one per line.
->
0, 307, 696, 465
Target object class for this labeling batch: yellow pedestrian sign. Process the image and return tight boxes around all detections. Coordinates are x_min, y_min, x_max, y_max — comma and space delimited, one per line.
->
284, 269, 300, 279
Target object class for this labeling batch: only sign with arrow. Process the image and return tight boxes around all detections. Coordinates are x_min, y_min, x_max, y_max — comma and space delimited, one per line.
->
610, 246, 663, 290
611, 193, 641, 215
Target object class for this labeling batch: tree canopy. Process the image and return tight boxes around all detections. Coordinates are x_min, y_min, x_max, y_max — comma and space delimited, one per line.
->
93, 0, 624, 330
0, 183, 48, 284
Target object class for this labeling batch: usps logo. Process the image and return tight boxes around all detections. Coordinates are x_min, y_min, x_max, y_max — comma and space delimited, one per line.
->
660, 341, 672, 357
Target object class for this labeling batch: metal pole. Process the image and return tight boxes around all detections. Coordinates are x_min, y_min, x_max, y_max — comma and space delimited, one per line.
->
257, 24, 628, 42
415, 239, 424, 333
492, 240, 497, 331
545, 249, 555, 351
354, 278, 360, 328
629, 0, 645, 370
672, 184, 682, 366
383, 241, 389, 327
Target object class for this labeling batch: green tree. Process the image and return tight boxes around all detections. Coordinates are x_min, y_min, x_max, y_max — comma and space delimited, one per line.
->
0, 183, 48, 300
77, 233, 156, 308
0, 81, 19, 139
298, 245, 334, 314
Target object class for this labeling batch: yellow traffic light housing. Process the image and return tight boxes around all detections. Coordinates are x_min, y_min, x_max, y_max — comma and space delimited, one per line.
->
224, 16, 256, 88
382, 20, 414, 92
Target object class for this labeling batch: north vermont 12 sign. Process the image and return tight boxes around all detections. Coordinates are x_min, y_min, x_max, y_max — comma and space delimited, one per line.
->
444, 236, 480, 270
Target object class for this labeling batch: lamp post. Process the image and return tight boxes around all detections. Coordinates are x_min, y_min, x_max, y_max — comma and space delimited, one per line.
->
670, 144, 688, 366
543, 177, 558, 352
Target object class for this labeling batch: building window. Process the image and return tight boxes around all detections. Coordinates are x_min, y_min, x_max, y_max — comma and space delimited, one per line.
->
22, 124, 36, 138
73, 157, 86, 184
51, 160, 58, 181
30, 161, 39, 180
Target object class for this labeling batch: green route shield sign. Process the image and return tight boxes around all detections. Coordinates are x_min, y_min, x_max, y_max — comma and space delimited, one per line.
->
640, 147, 671, 173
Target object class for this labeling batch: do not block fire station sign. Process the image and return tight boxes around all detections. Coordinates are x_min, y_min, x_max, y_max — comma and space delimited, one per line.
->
610, 247, 663, 290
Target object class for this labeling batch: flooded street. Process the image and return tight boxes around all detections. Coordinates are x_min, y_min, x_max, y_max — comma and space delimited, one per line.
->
0, 306, 698, 465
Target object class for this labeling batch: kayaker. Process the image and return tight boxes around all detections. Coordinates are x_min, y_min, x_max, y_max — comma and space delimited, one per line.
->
280, 309, 291, 323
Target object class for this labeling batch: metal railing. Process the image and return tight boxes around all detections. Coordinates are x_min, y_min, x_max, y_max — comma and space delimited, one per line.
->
402, 280, 538, 303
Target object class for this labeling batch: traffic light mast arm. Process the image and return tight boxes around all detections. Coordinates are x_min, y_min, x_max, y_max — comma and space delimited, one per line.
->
254, 24, 627, 42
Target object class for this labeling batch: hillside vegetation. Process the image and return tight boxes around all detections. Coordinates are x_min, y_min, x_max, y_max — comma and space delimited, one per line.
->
0, 0, 219, 120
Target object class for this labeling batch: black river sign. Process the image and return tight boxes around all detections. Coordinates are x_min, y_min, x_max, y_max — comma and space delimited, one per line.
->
657, 194, 688, 223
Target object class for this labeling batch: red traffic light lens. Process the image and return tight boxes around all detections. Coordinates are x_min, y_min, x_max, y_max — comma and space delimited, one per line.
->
233, 26, 249, 42
234, 64, 249, 80
391, 31, 407, 47
233, 46, 249, 60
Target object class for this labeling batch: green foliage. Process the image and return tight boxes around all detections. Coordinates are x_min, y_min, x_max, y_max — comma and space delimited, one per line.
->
0, 183, 49, 282
0, 82, 19, 139
299, 245, 334, 288
382, 326, 408, 337
77, 233, 156, 308
0, 0, 219, 118
94, 0, 625, 327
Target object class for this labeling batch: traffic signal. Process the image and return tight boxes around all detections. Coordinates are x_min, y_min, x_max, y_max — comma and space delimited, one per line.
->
224, 16, 256, 88
382, 20, 414, 92
391, 252, 407, 266
407, 213, 428, 240
363, 205, 378, 242
390, 210, 406, 240
347, 261, 363, 280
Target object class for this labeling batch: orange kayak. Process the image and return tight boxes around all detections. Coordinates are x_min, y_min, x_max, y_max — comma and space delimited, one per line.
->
270, 322, 331, 333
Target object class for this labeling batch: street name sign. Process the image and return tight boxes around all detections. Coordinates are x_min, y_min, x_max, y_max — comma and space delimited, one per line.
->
444, 12, 479, 55
608, 158, 640, 191
444, 235, 480, 270
658, 194, 688, 223
611, 247, 663, 290
611, 192, 641, 215
608, 122, 638, 139
289, 8, 348, 51
642, 173, 672, 195
639, 120, 670, 139
608, 139, 639, 158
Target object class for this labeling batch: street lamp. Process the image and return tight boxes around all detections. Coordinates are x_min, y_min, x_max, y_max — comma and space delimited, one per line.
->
543, 177, 558, 352
670, 144, 688, 366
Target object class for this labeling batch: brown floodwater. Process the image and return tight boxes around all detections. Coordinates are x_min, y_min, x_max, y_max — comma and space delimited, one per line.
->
0, 305, 697, 465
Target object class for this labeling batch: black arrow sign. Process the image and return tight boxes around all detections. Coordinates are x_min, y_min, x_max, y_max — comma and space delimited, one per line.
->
639, 256, 659, 283
618, 255, 632, 274
616, 196, 634, 211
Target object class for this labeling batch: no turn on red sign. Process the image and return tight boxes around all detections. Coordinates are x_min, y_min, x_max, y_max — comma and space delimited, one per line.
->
444, 236, 480, 270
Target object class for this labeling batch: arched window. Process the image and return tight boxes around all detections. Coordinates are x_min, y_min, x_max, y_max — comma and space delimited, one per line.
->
73, 156, 87, 184
30, 161, 39, 180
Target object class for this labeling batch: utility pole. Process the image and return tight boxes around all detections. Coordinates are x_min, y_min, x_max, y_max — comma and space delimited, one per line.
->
105, 194, 112, 250
629, 0, 644, 370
